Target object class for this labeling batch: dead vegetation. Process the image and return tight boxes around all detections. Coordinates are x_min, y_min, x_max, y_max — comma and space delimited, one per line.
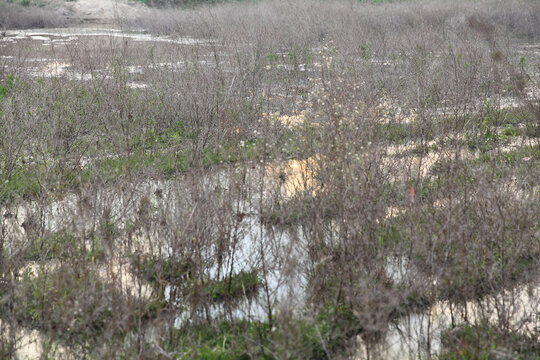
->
0, 0, 540, 358
0, 2, 65, 30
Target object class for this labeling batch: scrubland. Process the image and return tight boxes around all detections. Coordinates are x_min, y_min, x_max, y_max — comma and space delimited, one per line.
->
1, 0, 540, 358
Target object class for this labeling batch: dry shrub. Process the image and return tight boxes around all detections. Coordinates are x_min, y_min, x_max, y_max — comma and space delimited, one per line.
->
0, 0, 539, 358
0, 3, 65, 30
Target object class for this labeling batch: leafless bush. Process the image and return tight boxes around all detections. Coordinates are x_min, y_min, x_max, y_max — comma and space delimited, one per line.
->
0, 0, 539, 358
0, 3, 65, 30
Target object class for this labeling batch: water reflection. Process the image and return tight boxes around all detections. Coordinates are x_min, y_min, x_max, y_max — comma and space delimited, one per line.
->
355, 282, 540, 360
265, 156, 320, 198
4, 28, 213, 46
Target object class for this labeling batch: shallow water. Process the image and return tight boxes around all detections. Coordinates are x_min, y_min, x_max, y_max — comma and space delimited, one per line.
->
375, 283, 540, 360
0, 319, 71, 360
1, 26, 213, 83
4, 27, 214, 46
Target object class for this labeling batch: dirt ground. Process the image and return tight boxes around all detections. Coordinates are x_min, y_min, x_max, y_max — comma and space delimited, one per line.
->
38, 0, 144, 24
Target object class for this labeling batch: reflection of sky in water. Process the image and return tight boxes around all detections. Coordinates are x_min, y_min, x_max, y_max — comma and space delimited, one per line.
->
265, 156, 320, 198
378, 283, 540, 359
165, 213, 308, 327
4, 28, 213, 45
1, 27, 213, 85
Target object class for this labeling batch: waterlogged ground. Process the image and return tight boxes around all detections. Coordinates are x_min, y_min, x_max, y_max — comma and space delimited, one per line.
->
1, 20, 540, 360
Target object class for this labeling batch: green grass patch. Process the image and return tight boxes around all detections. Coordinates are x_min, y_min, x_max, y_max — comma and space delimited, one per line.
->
206, 271, 261, 303
475, 144, 540, 164
166, 320, 272, 359
0, 158, 92, 206
25, 232, 105, 263
130, 254, 194, 285
0, 166, 41, 204
131, 254, 261, 303
12, 266, 119, 347
376, 122, 432, 145
440, 323, 540, 360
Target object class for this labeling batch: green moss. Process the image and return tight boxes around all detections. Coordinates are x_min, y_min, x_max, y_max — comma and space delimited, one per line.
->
465, 126, 499, 153
90, 138, 265, 180
0, 75, 15, 100
525, 122, 540, 138
95, 153, 157, 178
501, 123, 518, 138
156, 151, 188, 175
0, 159, 93, 206
202, 139, 263, 167
132, 255, 261, 305
141, 298, 167, 321
375, 224, 402, 249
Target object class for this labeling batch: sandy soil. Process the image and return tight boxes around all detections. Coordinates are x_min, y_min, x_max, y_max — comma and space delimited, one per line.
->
43, 0, 145, 24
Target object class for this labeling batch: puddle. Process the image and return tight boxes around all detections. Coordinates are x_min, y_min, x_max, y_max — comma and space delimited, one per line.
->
2, 29, 212, 81
99, 260, 154, 298
372, 282, 540, 360
4, 157, 538, 359
165, 215, 307, 326
264, 156, 320, 198
124, 61, 194, 75
1, 32, 538, 358
1, 157, 314, 330
126, 65, 145, 74
265, 63, 308, 71
21, 60, 104, 81
384, 256, 414, 284
263, 111, 308, 128
127, 82, 148, 89
37, 61, 71, 77
4, 28, 214, 46
0, 320, 71, 360
19, 257, 153, 301
29, 35, 50, 42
